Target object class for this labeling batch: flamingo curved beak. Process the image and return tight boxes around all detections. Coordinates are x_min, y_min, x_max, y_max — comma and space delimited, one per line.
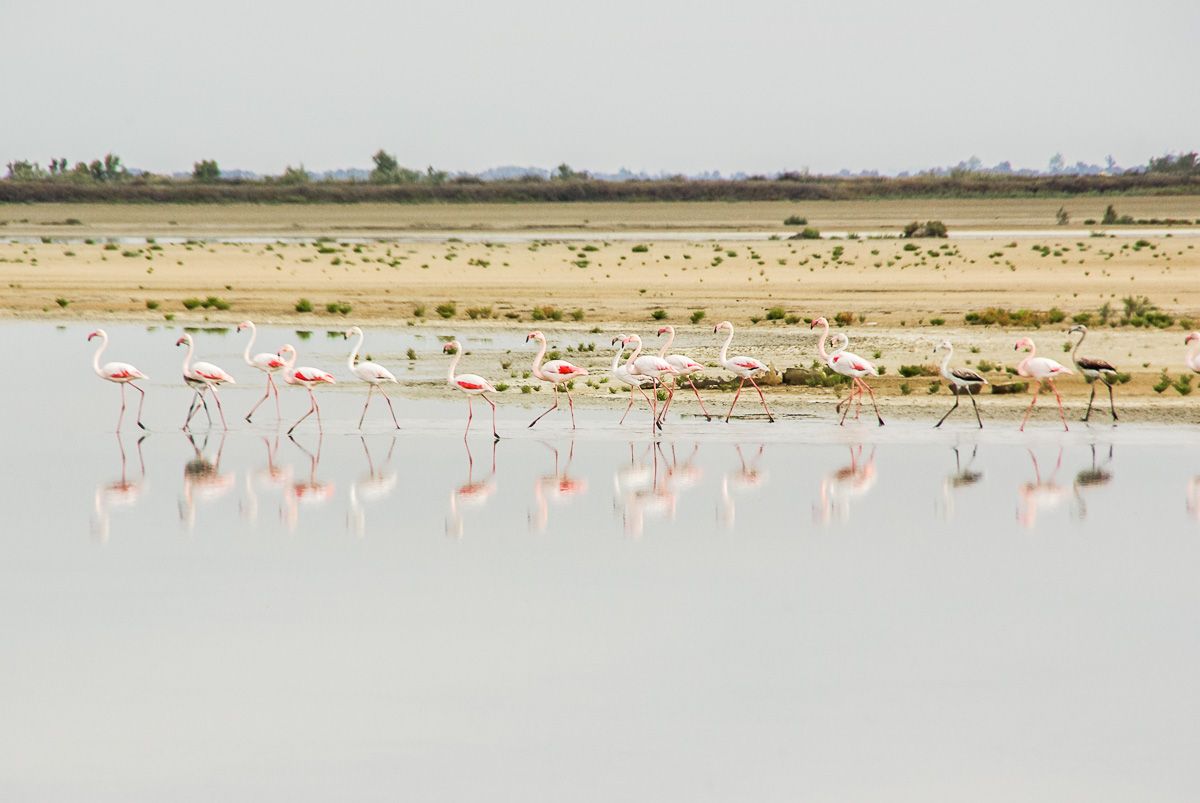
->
175, 336, 187, 347
87, 331, 99, 341
443, 343, 456, 354
657, 327, 668, 336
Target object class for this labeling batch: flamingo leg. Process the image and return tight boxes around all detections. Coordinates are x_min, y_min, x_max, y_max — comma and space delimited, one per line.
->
1019, 384, 1041, 431
1050, 380, 1069, 431
246, 376, 273, 423
465, 396, 474, 437
288, 388, 317, 435
130, 381, 147, 430
116, 383, 127, 432
857, 379, 883, 426
689, 379, 712, 421
198, 390, 213, 427
211, 387, 229, 431
183, 391, 203, 430
935, 392, 960, 428
724, 378, 746, 423
838, 385, 853, 426
1106, 380, 1118, 421
1083, 383, 1096, 422
380, 387, 401, 429
747, 376, 775, 423
648, 381, 659, 436
620, 385, 638, 424
968, 389, 983, 428
656, 378, 673, 424
358, 384, 374, 430
529, 384, 559, 428
482, 394, 499, 441
565, 386, 577, 429
271, 374, 281, 420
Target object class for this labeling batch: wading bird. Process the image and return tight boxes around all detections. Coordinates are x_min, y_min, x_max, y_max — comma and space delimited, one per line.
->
934, 340, 987, 428
621, 333, 678, 434
811, 317, 883, 426
655, 325, 711, 422
87, 329, 148, 432
713, 320, 774, 423
1014, 337, 1072, 431
344, 326, 400, 430
1068, 325, 1118, 422
610, 334, 655, 425
1185, 332, 1200, 380
236, 320, 285, 423
526, 330, 588, 429
443, 340, 499, 440
277, 344, 336, 435
177, 333, 236, 431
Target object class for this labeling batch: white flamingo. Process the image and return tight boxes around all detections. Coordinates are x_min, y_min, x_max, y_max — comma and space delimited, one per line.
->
1014, 337, 1072, 431
87, 329, 148, 432
444, 340, 500, 440
526, 330, 589, 429
236, 320, 285, 423
610, 334, 655, 425
277, 344, 336, 435
811, 317, 883, 426
934, 340, 987, 428
622, 334, 679, 434
176, 333, 236, 431
344, 326, 400, 430
712, 321, 774, 423
655, 325, 712, 422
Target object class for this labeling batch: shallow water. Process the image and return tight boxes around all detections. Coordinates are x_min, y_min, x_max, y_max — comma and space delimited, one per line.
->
4, 322, 1200, 801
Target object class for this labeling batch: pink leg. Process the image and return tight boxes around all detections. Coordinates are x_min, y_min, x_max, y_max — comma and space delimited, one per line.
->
246, 376, 273, 422
288, 389, 317, 435
1019, 385, 1041, 431
116, 383, 127, 432
482, 394, 499, 441
648, 382, 658, 435
747, 376, 775, 422
620, 385, 638, 424
271, 374, 281, 420
465, 396, 474, 437
689, 378, 712, 421
380, 388, 400, 429
566, 387, 577, 429
212, 387, 229, 431
1050, 380, 1069, 431
859, 379, 884, 426
130, 381, 147, 430
528, 384, 559, 428
313, 390, 323, 432
358, 384, 374, 430
725, 378, 746, 423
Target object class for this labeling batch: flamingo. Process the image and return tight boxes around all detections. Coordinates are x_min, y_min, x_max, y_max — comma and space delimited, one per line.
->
655, 325, 712, 422
240, 435, 292, 523
180, 433, 235, 531
934, 340, 987, 428
1068, 325, 1119, 422
937, 446, 983, 522
176, 333, 236, 431
92, 435, 146, 542
447, 439, 497, 538
813, 445, 877, 525
443, 340, 500, 441
283, 435, 335, 532
717, 444, 767, 529
1017, 448, 1067, 528
526, 330, 589, 429
610, 334, 655, 425
713, 320, 775, 423
1184, 332, 1200, 382
344, 326, 400, 430
811, 317, 883, 426
1014, 337, 1072, 431
530, 441, 588, 533
87, 329, 148, 432
621, 334, 679, 434
236, 320, 285, 423
615, 443, 675, 537
1073, 443, 1113, 519
348, 436, 398, 537
277, 344, 336, 435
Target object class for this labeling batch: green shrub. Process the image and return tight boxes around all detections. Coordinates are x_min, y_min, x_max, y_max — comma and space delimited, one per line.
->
145, 300, 159, 310
571, 308, 585, 321
631, 244, 649, 253
834, 311, 854, 327
690, 310, 706, 324
326, 301, 352, 315
903, 220, 948, 238
929, 317, 945, 326
466, 306, 493, 320
55, 297, 70, 308
412, 304, 426, 317
795, 227, 821, 240
651, 309, 668, 320
183, 297, 202, 310
295, 298, 313, 313
766, 306, 785, 320
436, 302, 456, 319
784, 215, 807, 226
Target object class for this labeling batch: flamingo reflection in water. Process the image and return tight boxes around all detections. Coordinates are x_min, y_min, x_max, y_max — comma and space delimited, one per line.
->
718, 444, 768, 529
283, 435, 335, 532
92, 434, 147, 543
180, 433, 235, 531
615, 442, 675, 537
447, 438, 496, 538
813, 445, 876, 525
1188, 476, 1200, 521
240, 436, 293, 523
936, 445, 983, 522
349, 436, 398, 537
530, 440, 588, 533
1073, 444, 1113, 519
1017, 448, 1068, 528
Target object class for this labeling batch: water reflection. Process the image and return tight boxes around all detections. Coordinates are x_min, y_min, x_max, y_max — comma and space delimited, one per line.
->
719, 444, 767, 529
531, 440, 588, 533
240, 436, 292, 524
92, 434, 146, 542
615, 443, 675, 537
283, 435, 335, 532
1073, 443, 1114, 519
938, 445, 983, 522
348, 437, 398, 536
180, 433, 234, 531
1017, 448, 1067, 529
446, 438, 497, 538
813, 445, 876, 526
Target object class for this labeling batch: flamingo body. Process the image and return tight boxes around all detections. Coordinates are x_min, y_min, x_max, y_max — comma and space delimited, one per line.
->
526, 330, 588, 429
88, 330, 149, 431
1014, 338, 1072, 431
713, 321, 775, 423
445, 340, 500, 440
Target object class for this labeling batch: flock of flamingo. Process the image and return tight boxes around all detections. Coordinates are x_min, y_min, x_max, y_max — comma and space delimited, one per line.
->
88, 318, 1179, 436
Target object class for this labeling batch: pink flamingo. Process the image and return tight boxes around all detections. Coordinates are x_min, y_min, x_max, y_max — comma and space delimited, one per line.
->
530, 441, 588, 533
236, 320, 285, 423
713, 320, 774, 423
176, 333, 236, 431
87, 329, 148, 432
444, 340, 500, 440
344, 326, 400, 430
610, 334, 655, 425
283, 435, 335, 532
655, 325, 711, 422
277, 344, 336, 435
1185, 331, 1200, 377
622, 333, 679, 434
1014, 337, 1073, 431
811, 317, 883, 426
447, 439, 497, 538
526, 330, 589, 429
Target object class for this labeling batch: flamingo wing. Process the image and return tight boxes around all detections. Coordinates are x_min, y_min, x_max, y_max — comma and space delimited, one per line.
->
543, 359, 585, 378
455, 373, 496, 392
357, 361, 397, 383
1077, 357, 1116, 373
731, 355, 766, 372
102, 361, 145, 380
295, 367, 335, 384
193, 361, 235, 383
667, 355, 703, 373
253, 352, 286, 371
951, 368, 987, 384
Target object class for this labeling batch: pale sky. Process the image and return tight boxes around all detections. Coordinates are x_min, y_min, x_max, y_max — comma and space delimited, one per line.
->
3, 0, 1197, 176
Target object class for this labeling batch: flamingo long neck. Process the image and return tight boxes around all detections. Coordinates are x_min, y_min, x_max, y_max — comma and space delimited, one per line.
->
242, 323, 257, 366
611, 344, 624, 374
181, 338, 195, 376
658, 327, 674, 358
91, 334, 108, 377
531, 337, 547, 379
1188, 338, 1200, 368
281, 348, 297, 374
815, 320, 831, 362
626, 337, 643, 365
940, 348, 953, 377
347, 330, 364, 371
719, 327, 734, 364
1072, 330, 1086, 363
447, 347, 462, 384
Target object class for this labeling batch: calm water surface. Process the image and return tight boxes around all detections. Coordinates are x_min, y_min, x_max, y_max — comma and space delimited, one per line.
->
3, 322, 1199, 801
